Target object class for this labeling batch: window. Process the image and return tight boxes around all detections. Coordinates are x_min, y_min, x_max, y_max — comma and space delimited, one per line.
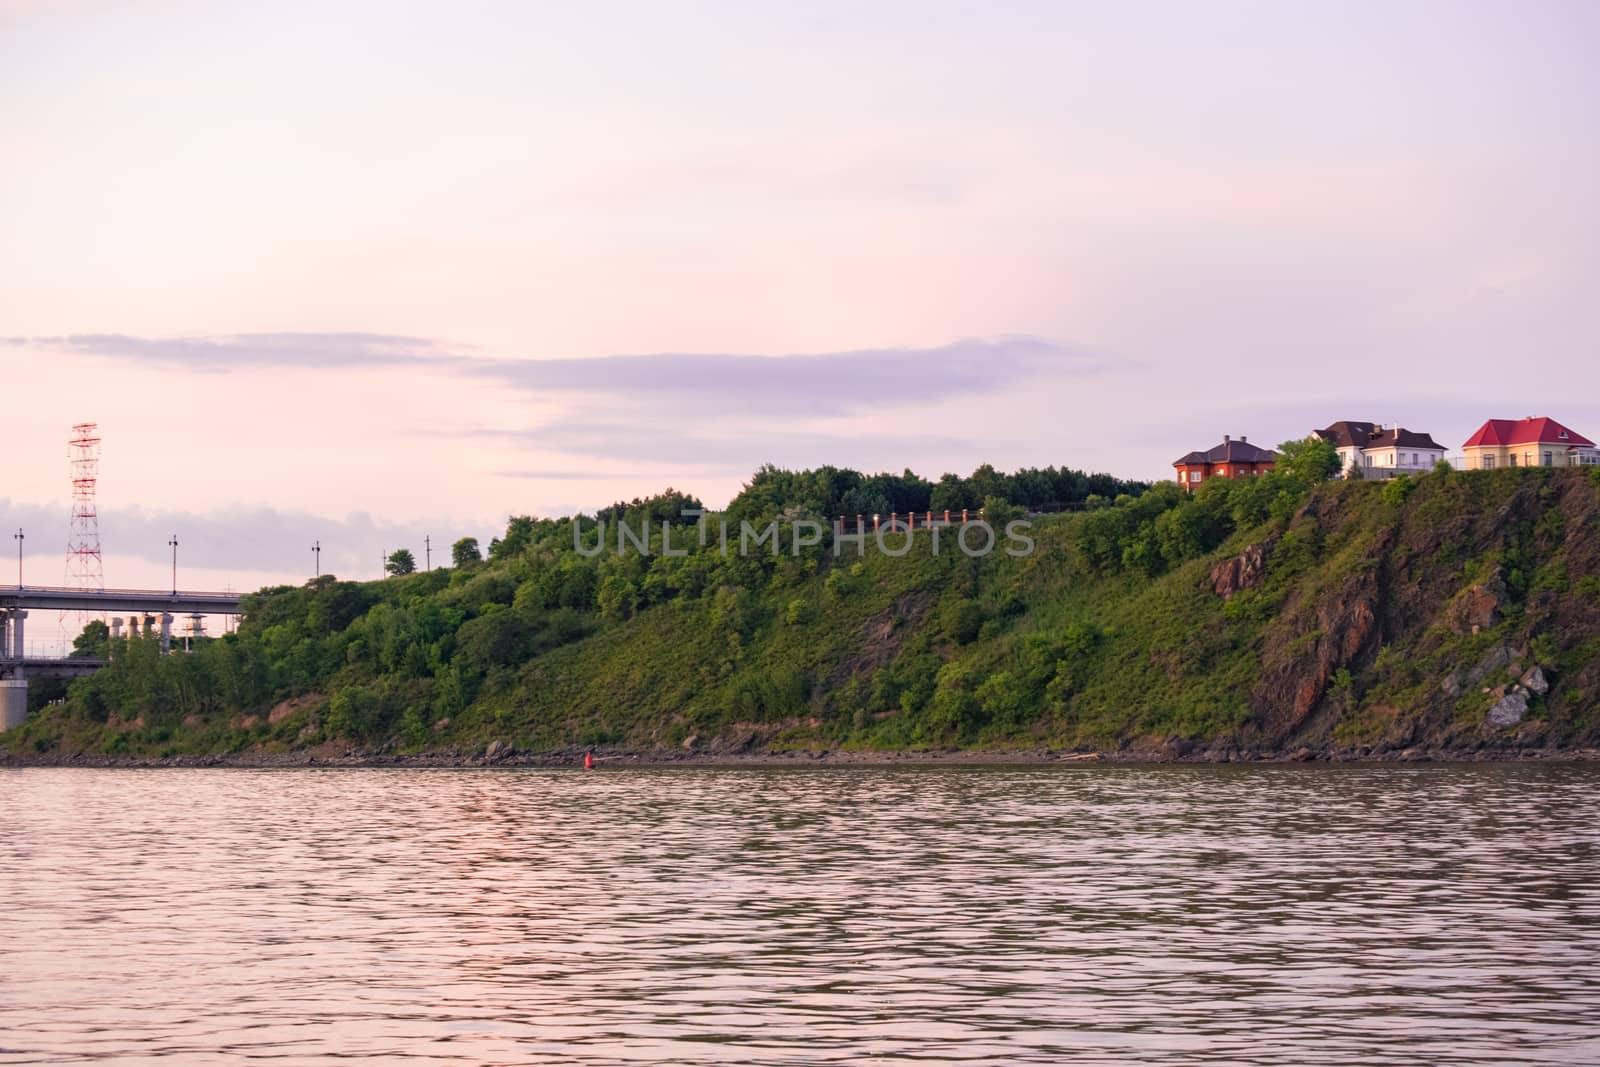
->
1509, 453, 1517, 467
1412, 453, 1419, 466
1482, 455, 1496, 470
1543, 451, 1554, 467
1365, 455, 1373, 467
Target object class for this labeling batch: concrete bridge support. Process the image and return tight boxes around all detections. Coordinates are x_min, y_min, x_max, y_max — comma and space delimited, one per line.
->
1, 679, 25, 731
10, 609, 24, 663
159, 613, 173, 654
110, 617, 122, 641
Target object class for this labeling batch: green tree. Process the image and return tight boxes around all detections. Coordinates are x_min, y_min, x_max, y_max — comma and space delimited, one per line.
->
386, 548, 417, 576
981, 495, 1022, 527
1277, 436, 1342, 483
71, 620, 111, 660
489, 515, 536, 560
451, 537, 482, 568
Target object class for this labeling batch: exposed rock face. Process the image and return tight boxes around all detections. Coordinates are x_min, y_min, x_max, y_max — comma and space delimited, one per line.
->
1488, 691, 1528, 728
1449, 569, 1509, 634
1441, 646, 1515, 699
1254, 559, 1382, 736
1521, 666, 1550, 695
1211, 541, 1272, 600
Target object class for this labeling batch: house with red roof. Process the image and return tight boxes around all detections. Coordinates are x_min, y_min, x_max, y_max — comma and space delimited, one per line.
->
1173, 435, 1277, 492
1461, 416, 1599, 470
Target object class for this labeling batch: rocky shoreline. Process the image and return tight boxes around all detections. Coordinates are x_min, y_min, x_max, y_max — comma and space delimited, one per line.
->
5, 739, 1599, 770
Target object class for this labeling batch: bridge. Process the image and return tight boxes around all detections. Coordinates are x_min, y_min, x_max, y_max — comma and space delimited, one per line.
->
1, 586, 243, 729
0, 585, 242, 615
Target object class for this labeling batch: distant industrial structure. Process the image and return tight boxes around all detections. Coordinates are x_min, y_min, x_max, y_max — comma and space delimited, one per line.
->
0, 422, 244, 731
63, 422, 105, 643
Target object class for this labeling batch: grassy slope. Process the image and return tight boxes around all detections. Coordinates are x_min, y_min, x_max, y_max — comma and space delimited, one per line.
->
9, 467, 1600, 760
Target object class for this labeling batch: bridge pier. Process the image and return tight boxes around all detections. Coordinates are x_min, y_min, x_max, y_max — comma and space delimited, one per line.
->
110, 617, 122, 641
10, 609, 24, 666
1, 679, 24, 731
1, 609, 25, 730
159, 613, 173, 654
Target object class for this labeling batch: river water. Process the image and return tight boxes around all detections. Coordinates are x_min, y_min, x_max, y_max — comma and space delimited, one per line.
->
2, 765, 1597, 1065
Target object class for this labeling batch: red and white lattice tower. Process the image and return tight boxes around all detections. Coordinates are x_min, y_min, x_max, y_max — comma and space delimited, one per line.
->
64, 422, 105, 643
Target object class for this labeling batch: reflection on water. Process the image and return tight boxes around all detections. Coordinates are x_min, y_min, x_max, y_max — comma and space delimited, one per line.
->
2, 765, 1598, 1064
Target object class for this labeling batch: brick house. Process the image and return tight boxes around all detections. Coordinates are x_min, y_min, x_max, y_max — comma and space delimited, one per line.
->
1462, 416, 1599, 470
1173, 435, 1277, 492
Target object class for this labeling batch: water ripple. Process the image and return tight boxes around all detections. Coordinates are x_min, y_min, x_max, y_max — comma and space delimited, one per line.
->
2, 765, 1598, 1064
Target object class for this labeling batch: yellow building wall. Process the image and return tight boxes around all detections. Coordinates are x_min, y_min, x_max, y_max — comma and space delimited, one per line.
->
1464, 444, 1585, 469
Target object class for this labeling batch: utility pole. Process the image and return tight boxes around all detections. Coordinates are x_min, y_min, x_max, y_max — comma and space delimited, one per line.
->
169, 535, 179, 594
12, 528, 21, 589
381, 549, 386, 579
425, 535, 431, 571
312, 540, 321, 579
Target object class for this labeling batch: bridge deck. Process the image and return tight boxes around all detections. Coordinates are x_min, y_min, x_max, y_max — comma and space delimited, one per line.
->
0, 585, 242, 614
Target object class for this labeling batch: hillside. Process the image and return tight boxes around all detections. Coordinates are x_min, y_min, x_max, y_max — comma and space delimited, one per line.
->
7, 462, 1600, 763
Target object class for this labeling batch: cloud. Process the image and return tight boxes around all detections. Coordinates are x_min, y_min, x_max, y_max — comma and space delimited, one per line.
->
8, 332, 463, 369
14, 332, 1118, 415
472, 418, 992, 477
492, 469, 627, 481
459, 335, 1113, 416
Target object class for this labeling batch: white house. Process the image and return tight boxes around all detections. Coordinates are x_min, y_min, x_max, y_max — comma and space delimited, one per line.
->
1313, 421, 1447, 477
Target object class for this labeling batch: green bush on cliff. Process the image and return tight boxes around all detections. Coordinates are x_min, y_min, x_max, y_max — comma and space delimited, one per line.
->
12, 463, 1600, 759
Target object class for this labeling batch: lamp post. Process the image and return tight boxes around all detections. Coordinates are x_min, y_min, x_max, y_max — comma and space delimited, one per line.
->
425, 535, 431, 572
168, 535, 179, 594
312, 540, 321, 579
12, 528, 21, 589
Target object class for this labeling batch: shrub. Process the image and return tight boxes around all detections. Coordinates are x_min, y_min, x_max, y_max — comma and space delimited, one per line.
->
1381, 475, 1415, 507
941, 597, 983, 644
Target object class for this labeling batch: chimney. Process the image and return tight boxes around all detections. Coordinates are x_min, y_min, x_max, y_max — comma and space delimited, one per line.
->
1239, 435, 1247, 443
1223, 434, 1231, 443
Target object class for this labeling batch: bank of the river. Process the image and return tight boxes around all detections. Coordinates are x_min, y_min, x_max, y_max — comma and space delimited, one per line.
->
13, 467, 1600, 765
6, 739, 1599, 769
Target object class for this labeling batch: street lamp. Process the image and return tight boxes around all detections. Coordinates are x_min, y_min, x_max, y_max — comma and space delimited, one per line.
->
168, 535, 179, 594
312, 540, 321, 579
425, 535, 432, 572
12, 528, 21, 589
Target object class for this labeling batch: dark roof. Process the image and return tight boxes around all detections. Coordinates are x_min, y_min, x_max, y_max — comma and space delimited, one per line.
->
1366, 428, 1443, 450
1316, 420, 1444, 453
1173, 438, 1279, 467
1314, 421, 1378, 449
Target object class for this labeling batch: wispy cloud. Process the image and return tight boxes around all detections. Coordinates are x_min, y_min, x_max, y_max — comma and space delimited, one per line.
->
15, 331, 1118, 416
459, 335, 1112, 415
470, 419, 989, 476
7, 332, 464, 369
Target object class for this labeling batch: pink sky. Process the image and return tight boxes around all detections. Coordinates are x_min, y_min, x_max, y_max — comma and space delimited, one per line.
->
3, 0, 1598, 625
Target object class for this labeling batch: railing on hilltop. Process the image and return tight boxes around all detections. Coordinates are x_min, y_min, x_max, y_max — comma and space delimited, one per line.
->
832, 503, 1091, 534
